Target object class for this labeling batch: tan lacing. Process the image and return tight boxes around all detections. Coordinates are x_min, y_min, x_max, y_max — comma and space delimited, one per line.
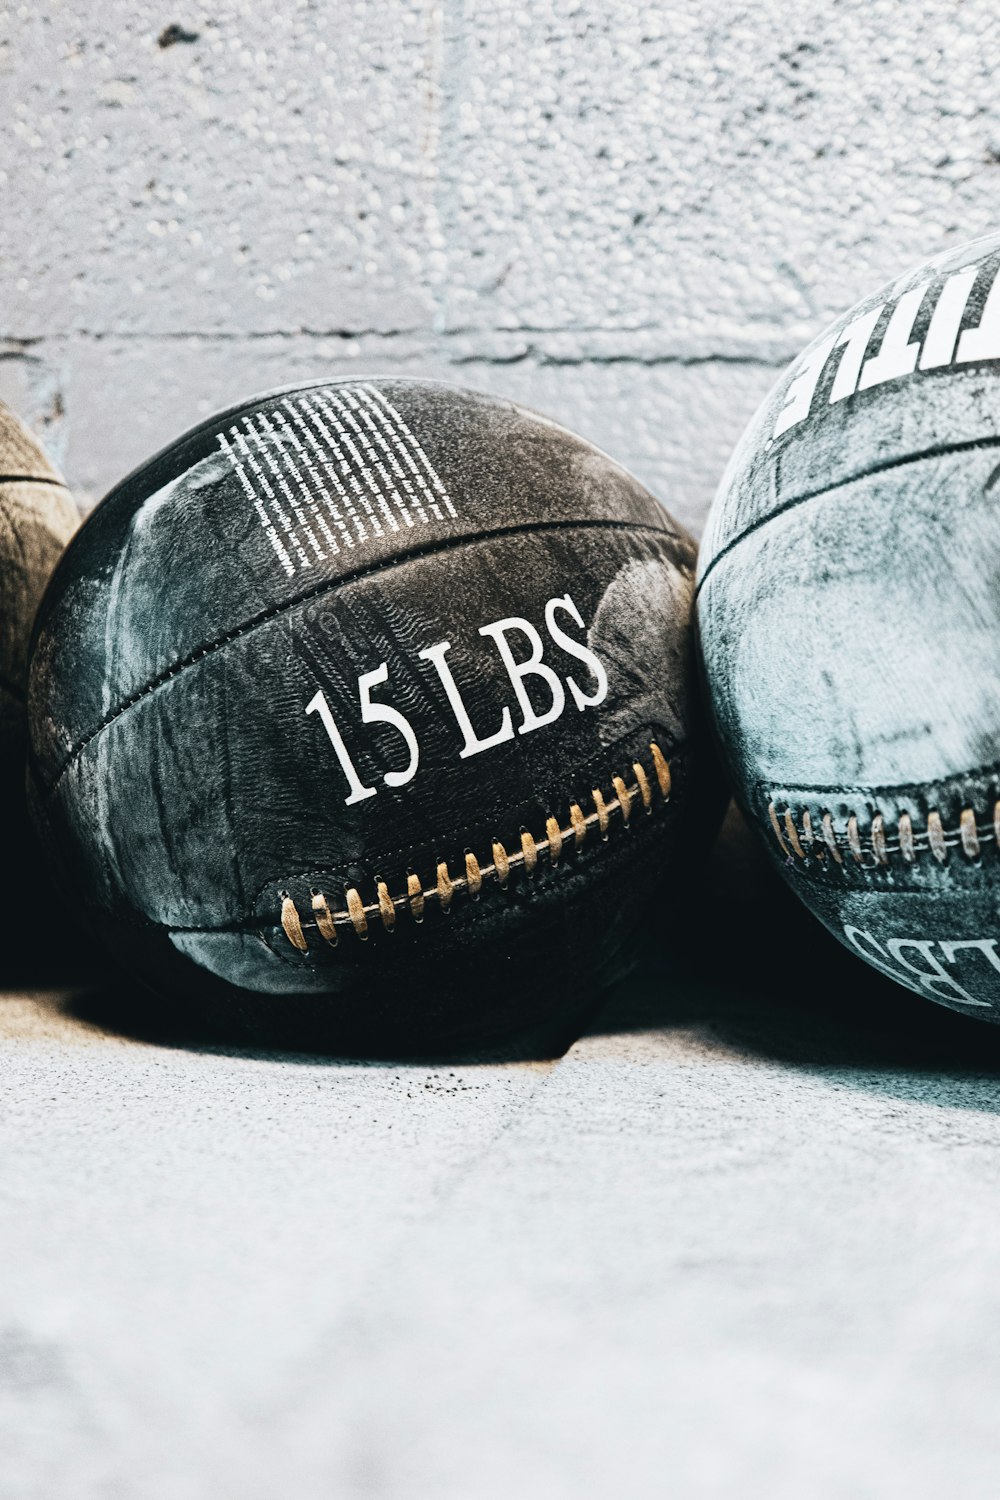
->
280, 741, 674, 950
769, 797, 997, 869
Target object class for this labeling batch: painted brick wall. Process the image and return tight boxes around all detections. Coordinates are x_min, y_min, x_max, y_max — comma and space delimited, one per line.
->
4, 1, 1000, 529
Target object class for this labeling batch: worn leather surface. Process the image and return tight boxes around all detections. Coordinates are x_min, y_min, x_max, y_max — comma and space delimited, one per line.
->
0, 402, 79, 952
698, 231, 1000, 1019
0, 403, 77, 743
29, 380, 720, 1049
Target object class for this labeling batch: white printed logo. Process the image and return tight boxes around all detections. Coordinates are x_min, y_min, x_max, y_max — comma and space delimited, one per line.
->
773, 254, 1000, 438
844, 925, 996, 1007
217, 384, 456, 579
306, 592, 609, 804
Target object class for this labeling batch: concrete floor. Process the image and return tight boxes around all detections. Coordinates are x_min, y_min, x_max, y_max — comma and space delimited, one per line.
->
5, 820, 1000, 1499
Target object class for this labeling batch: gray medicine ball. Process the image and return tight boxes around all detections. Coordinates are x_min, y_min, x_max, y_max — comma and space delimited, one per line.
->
699, 231, 1000, 1021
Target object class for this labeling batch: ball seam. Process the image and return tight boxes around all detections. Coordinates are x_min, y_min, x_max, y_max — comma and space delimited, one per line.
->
696, 431, 1000, 597
769, 796, 997, 869
37, 517, 681, 800
277, 739, 676, 949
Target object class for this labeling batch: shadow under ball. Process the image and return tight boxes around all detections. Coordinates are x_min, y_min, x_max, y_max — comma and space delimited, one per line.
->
0, 401, 78, 940
697, 230, 1000, 1021
28, 379, 719, 1050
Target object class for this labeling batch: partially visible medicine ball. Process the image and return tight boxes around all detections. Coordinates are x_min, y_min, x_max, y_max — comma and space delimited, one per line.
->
0, 401, 78, 932
28, 379, 720, 1050
697, 230, 1000, 1021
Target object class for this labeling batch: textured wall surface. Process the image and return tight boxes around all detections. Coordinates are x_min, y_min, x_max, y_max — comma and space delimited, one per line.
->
6, 5, 1000, 1497
6, 1, 1000, 526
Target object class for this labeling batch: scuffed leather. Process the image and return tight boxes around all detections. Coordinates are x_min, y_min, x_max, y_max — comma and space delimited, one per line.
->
0, 401, 79, 954
29, 380, 720, 1049
697, 232, 1000, 1020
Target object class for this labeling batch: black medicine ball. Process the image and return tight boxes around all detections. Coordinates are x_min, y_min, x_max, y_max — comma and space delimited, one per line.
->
28, 379, 717, 1050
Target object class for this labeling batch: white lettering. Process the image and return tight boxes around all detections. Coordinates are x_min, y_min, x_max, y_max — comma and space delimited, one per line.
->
884, 937, 990, 1006
829, 306, 884, 403
479, 617, 566, 735
843, 925, 991, 1007
772, 334, 837, 438
920, 265, 979, 369
938, 938, 1000, 989
844, 925, 910, 982
858, 285, 927, 390
306, 689, 377, 805
956, 259, 1000, 363
417, 640, 515, 759
310, 589, 611, 790
357, 663, 419, 789
544, 595, 609, 710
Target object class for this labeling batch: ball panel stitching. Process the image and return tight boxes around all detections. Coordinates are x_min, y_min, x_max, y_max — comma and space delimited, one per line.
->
38, 517, 681, 800
278, 740, 675, 950
768, 797, 1000, 869
696, 432, 1000, 597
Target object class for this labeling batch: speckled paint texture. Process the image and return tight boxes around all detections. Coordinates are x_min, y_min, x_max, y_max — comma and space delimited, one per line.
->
7, 2, 1000, 531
